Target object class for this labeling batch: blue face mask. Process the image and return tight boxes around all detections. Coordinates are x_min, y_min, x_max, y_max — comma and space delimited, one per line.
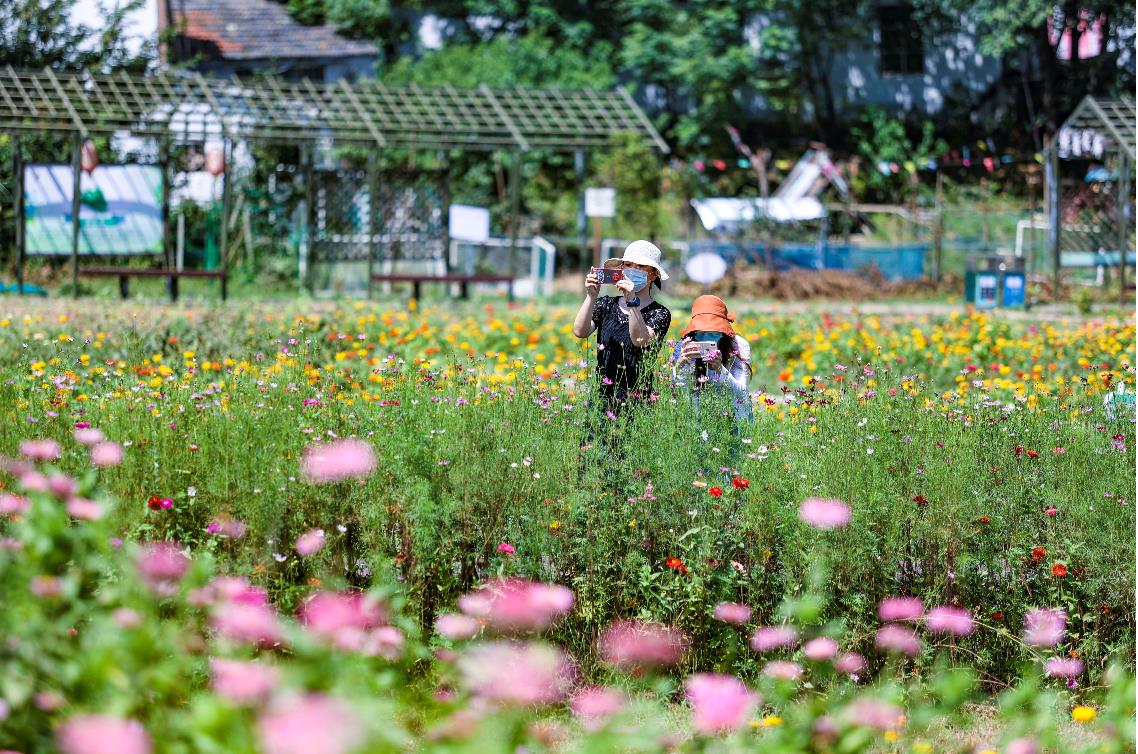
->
623, 268, 649, 291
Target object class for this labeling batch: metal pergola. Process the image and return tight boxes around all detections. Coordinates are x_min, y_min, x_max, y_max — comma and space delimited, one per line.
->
1045, 95, 1135, 306
1, 66, 669, 298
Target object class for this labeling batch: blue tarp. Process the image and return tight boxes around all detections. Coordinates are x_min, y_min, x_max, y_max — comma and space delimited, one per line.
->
686, 242, 928, 281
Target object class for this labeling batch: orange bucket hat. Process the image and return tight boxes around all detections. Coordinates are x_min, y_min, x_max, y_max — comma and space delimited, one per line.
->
680, 295, 735, 338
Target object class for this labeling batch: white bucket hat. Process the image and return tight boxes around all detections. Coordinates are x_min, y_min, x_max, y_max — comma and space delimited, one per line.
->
605, 239, 669, 281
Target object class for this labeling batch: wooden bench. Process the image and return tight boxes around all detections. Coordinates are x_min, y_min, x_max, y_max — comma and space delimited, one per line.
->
369, 273, 513, 300
78, 267, 228, 301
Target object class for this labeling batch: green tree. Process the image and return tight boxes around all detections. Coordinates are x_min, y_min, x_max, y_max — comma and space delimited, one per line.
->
913, 0, 1136, 133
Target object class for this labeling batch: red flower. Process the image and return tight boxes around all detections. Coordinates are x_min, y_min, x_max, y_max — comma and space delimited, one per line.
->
1013, 445, 1024, 459
1051, 562, 1068, 578
665, 557, 688, 574
731, 477, 750, 490
147, 496, 173, 511
708, 486, 724, 497
1031, 546, 1046, 562
990, 612, 1004, 621
912, 495, 929, 508
1026, 449, 1040, 459
977, 515, 991, 524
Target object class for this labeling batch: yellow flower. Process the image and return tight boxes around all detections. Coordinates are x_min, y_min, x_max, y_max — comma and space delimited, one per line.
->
549, 520, 560, 531
913, 743, 933, 754
760, 716, 783, 727
884, 730, 900, 742
1072, 706, 1097, 724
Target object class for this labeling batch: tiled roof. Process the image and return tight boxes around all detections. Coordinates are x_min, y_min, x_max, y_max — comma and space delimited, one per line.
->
171, 0, 377, 60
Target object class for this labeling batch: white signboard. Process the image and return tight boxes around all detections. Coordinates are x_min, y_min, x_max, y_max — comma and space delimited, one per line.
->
448, 204, 491, 243
685, 252, 729, 285
585, 188, 616, 218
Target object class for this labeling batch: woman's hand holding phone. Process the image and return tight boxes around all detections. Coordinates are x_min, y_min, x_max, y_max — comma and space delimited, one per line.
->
679, 341, 703, 364
585, 269, 600, 298
614, 277, 636, 301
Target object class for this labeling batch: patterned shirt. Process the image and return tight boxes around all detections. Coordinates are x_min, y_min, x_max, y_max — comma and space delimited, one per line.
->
591, 295, 671, 409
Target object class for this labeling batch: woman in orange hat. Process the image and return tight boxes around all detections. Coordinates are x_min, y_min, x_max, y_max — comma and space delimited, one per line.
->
671, 295, 753, 423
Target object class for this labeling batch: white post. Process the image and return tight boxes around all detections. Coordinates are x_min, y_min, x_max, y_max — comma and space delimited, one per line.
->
176, 213, 185, 272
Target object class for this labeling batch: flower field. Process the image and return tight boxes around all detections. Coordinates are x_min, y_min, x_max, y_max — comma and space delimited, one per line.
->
0, 299, 1134, 754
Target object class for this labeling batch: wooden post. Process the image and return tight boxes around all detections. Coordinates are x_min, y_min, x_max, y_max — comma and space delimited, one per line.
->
593, 216, 602, 267
1118, 153, 1131, 309
507, 150, 520, 303
12, 133, 25, 294
1046, 143, 1062, 302
933, 170, 944, 282
161, 139, 174, 298
575, 148, 587, 272
70, 134, 82, 299
218, 137, 232, 302
366, 153, 378, 299
303, 145, 316, 294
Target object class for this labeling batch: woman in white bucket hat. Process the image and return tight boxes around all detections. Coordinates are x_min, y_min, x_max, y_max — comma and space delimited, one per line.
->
572, 240, 672, 414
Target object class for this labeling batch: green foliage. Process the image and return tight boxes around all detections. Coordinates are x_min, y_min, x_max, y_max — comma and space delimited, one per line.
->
592, 135, 670, 241
383, 31, 614, 89
850, 108, 947, 203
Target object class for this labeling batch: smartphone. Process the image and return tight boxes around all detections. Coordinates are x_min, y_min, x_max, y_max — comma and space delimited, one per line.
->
592, 267, 624, 285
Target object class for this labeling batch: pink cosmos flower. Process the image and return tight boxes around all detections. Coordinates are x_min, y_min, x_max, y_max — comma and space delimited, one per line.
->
1044, 657, 1083, 678
90, 442, 124, 468
19, 470, 50, 493
210, 576, 268, 605
212, 602, 282, 647
435, 613, 481, 641
135, 542, 190, 596
300, 439, 376, 483
875, 624, 921, 656
712, 602, 751, 626
843, 698, 905, 730
299, 591, 387, 651
361, 625, 404, 660
73, 427, 106, 447
458, 640, 575, 705
48, 473, 77, 499
457, 579, 574, 633
762, 660, 804, 680
496, 542, 516, 555
66, 498, 104, 521
295, 529, 326, 557
570, 686, 627, 732
833, 652, 866, 674
206, 517, 247, 539
30, 575, 62, 598
925, 606, 974, 636
56, 715, 152, 754
878, 597, 924, 622
598, 620, 688, 670
111, 608, 142, 629
1007, 737, 1039, 754
20, 439, 62, 462
0, 493, 29, 516
211, 658, 280, 705
1023, 608, 1066, 647
797, 498, 851, 529
257, 694, 365, 754
750, 625, 799, 652
684, 673, 759, 734
803, 637, 838, 661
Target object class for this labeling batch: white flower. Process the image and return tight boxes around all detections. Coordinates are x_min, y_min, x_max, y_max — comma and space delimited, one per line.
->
186, 486, 197, 498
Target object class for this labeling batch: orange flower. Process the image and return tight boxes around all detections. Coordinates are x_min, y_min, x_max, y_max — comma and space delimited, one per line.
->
1051, 562, 1068, 578
977, 515, 990, 524
665, 557, 688, 574
731, 477, 750, 490
1031, 546, 1046, 562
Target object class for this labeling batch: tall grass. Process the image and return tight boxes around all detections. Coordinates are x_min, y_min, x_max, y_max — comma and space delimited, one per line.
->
0, 301, 1132, 686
